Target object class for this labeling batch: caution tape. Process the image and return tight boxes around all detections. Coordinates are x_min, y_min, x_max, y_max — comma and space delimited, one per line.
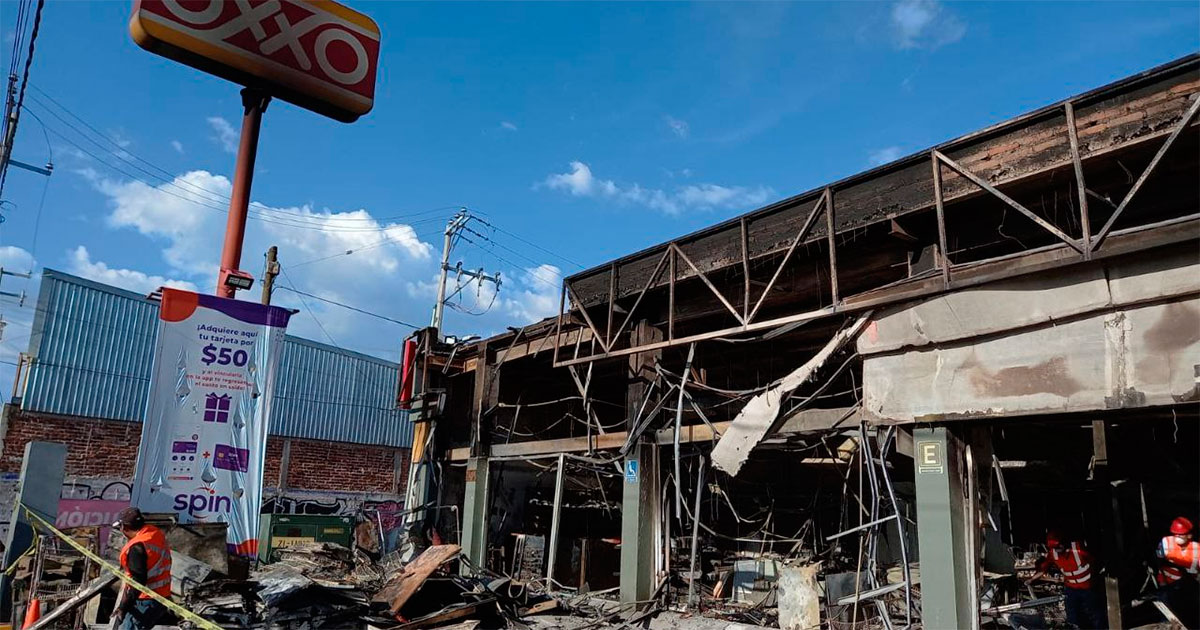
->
2, 535, 39, 577
20, 505, 223, 630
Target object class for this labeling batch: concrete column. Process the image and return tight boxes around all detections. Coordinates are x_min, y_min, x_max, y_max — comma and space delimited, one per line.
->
1, 441, 67, 617
460, 456, 490, 574
913, 427, 976, 630
620, 440, 658, 605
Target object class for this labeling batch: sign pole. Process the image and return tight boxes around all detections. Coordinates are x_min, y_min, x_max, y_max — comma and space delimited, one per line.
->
217, 88, 270, 297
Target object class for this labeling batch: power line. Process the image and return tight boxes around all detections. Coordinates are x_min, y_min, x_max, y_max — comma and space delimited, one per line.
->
25, 103, 450, 234
21, 98, 454, 233
27, 85, 458, 228
0, 0, 45, 198
274, 282, 420, 326
459, 234, 562, 292
277, 268, 419, 329
469, 212, 584, 269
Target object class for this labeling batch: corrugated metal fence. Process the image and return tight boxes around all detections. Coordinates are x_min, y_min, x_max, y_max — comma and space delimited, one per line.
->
21, 270, 412, 448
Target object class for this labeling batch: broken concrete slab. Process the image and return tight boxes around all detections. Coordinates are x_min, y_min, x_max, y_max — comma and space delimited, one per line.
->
711, 313, 871, 476
777, 562, 821, 630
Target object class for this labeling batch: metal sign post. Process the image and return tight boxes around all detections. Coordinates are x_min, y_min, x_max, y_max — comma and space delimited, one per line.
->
129, 0, 381, 296
216, 89, 270, 298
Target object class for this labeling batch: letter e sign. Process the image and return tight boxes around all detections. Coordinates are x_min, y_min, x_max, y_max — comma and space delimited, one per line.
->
917, 441, 944, 474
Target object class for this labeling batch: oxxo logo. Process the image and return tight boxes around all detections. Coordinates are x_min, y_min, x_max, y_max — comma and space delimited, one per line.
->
132, 0, 380, 120
158, 0, 372, 87
174, 491, 233, 517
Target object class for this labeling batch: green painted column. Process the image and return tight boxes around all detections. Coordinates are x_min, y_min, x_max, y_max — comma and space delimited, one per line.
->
913, 427, 976, 630
620, 441, 658, 605
460, 456, 490, 575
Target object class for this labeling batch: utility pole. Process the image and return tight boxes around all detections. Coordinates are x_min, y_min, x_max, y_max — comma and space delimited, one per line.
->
0, 267, 30, 342
431, 209, 469, 334
261, 246, 279, 306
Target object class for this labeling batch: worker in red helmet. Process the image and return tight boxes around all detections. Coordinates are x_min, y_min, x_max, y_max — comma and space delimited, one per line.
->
1027, 530, 1105, 629
1156, 516, 1200, 626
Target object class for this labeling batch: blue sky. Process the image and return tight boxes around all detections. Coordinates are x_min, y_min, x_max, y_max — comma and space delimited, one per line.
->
0, 0, 1196, 382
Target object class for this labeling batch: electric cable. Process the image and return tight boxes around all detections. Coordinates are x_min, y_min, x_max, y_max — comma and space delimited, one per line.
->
468, 212, 584, 269
28, 85, 457, 227
22, 100, 451, 233
274, 284, 420, 329
0, 0, 45, 198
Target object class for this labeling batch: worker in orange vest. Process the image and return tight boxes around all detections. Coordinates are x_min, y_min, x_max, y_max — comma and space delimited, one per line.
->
110, 508, 172, 630
1156, 516, 1199, 627
1027, 531, 1105, 629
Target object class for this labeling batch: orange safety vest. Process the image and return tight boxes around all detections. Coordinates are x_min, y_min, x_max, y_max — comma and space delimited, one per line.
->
119, 525, 173, 599
1158, 536, 1200, 585
1049, 543, 1093, 590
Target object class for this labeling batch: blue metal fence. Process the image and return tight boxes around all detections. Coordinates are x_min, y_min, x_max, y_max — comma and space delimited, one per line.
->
21, 270, 412, 448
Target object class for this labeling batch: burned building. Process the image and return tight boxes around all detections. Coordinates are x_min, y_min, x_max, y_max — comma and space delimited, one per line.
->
403, 54, 1200, 628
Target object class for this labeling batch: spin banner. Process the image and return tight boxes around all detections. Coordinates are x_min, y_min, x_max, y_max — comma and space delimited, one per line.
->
131, 289, 292, 556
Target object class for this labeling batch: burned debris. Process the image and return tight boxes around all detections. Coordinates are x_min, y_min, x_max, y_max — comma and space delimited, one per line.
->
3, 54, 1197, 630
397, 54, 1200, 630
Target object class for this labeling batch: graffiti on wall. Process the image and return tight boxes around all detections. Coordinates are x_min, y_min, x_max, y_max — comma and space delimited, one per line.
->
0, 475, 132, 541
0, 478, 407, 552
261, 490, 407, 553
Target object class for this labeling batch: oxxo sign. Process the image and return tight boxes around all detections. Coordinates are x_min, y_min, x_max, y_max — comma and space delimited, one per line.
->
130, 0, 380, 122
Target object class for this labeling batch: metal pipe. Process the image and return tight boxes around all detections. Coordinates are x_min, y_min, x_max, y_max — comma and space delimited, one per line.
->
216, 88, 269, 297
673, 344, 695, 518
686, 458, 705, 610
879, 427, 913, 629
824, 514, 898, 541
965, 444, 981, 630
546, 453, 566, 589
860, 425, 893, 630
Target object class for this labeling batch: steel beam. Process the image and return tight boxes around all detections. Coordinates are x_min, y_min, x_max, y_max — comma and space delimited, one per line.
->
747, 190, 827, 322
934, 150, 1084, 253
545, 453, 566, 589
671, 244, 745, 325
1065, 102, 1093, 260
825, 187, 839, 304
1091, 95, 1200, 252
1092, 420, 1125, 629
551, 216, 1195, 367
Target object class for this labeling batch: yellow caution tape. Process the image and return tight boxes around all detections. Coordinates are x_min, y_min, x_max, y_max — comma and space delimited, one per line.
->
21, 506, 223, 630
2, 535, 38, 577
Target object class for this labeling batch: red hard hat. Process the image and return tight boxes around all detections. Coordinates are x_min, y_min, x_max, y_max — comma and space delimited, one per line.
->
1170, 517, 1193, 535
1046, 530, 1062, 547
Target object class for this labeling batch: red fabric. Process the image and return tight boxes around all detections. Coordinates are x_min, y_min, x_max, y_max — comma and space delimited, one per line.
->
1044, 542, 1094, 590
120, 525, 172, 599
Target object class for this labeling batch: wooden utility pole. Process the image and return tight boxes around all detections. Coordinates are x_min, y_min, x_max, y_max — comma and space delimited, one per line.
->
261, 245, 279, 305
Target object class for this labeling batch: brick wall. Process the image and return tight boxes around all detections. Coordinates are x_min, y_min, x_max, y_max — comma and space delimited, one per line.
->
284, 438, 401, 493
0, 407, 408, 499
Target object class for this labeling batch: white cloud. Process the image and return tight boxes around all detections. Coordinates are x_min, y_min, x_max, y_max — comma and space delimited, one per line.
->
206, 117, 239, 153
0, 246, 35, 273
868, 146, 904, 166
891, 0, 966, 50
67, 246, 198, 294
540, 161, 773, 216
0, 246, 38, 386
77, 167, 453, 360
665, 115, 690, 139
500, 121, 518, 131
504, 264, 562, 323
170, 140, 184, 154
